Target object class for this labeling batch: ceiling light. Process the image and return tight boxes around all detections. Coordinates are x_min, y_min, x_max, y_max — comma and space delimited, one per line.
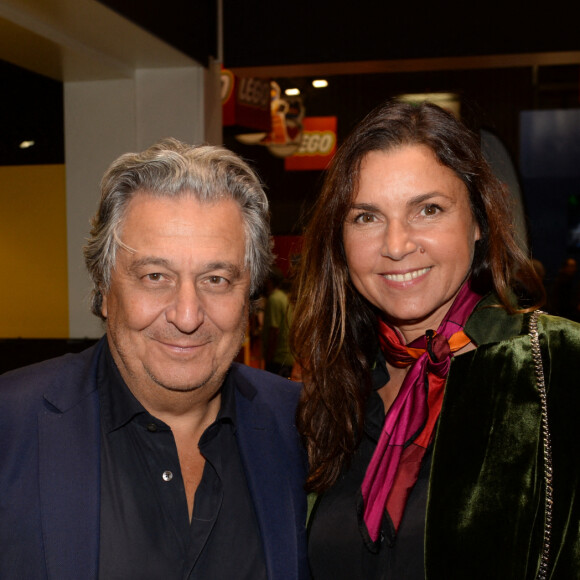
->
19, 140, 35, 149
284, 88, 300, 96
312, 79, 328, 88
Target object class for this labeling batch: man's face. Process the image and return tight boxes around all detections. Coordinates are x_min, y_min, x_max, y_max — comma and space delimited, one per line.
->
101, 192, 251, 408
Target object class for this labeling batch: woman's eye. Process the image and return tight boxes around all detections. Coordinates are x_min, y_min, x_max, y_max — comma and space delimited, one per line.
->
421, 204, 440, 217
355, 212, 376, 224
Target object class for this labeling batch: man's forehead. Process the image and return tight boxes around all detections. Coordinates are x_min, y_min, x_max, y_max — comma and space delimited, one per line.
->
126, 190, 235, 210
118, 194, 244, 237
111, 193, 247, 270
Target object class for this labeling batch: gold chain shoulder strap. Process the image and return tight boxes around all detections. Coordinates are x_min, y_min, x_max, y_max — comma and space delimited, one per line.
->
529, 310, 553, 580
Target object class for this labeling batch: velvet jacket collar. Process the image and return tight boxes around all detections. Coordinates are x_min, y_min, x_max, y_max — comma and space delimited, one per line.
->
424, 295, 580, 578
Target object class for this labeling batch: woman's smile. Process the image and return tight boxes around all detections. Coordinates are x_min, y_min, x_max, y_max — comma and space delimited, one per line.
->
343, 145, 480, 343
381, 266, 432, 284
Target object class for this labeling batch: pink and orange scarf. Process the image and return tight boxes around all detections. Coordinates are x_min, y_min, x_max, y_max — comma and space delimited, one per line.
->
360, 282, 481, 545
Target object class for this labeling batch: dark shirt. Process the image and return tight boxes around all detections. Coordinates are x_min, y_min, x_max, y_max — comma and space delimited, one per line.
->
308, 352, 430, 580
97, 342, 267, 580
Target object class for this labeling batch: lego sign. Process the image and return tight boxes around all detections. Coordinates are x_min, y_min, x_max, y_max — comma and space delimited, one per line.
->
222, 69, 271, 132
284, 117, 337, 171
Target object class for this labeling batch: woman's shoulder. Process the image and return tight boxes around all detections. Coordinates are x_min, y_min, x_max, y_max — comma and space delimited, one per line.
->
537, 310, 580, 333
535, 311, 580, 365
467, 293, 580, 346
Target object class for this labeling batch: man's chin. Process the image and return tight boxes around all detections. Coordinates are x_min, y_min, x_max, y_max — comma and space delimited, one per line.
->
145, 366, 222, 394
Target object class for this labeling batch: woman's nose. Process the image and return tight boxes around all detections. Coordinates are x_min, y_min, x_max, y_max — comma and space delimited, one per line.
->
380, 221, 419, 260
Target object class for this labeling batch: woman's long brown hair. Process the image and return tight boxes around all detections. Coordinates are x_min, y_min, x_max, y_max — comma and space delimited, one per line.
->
290, 99, 545, 493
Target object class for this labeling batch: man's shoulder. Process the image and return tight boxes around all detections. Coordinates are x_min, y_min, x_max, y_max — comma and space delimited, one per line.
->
0, 338, 105, 405
1, 339, 102, 381
229, 363, 301, 405
229, 364, 306, 470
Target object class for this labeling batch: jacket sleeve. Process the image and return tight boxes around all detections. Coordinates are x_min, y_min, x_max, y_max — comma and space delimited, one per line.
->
538, 313, 580, 578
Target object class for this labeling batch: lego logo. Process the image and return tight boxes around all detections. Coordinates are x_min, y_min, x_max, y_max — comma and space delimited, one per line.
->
237, 78, 270, 109
297, 131, 335, 156
221, 70, 234, 103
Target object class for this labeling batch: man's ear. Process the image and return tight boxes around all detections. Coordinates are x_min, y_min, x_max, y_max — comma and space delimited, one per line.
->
101, 291, 108, 319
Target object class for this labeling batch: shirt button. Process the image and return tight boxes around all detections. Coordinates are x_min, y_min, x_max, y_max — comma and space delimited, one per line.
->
162, 471, 173, 482
146, 423, 157, 432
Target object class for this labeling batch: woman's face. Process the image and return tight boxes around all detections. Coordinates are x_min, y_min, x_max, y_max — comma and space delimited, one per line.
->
343, 145, 480, 342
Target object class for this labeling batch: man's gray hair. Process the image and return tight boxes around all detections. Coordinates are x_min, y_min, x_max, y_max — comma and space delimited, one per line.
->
84, 138, 273, 319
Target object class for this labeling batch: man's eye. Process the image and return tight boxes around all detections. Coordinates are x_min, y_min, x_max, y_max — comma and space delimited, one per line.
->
209, 275, 227, 285
146, 273, 164, 281
204, 275, 231, 292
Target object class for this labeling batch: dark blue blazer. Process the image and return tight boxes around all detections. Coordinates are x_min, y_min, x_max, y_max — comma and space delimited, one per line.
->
0, 337, 309, 580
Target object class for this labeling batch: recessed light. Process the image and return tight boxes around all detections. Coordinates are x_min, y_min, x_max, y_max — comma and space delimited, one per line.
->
284, 88, 300, 96
312, 79, 328, 88
19, 140, 35, 149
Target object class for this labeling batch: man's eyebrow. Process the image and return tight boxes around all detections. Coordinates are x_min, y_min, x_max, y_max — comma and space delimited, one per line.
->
204, 262, 245, 278
127, 256, 172, 272
127, 257, 244, 278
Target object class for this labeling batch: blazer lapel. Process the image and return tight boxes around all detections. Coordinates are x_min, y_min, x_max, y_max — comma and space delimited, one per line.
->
235, 389, 299, 580
38, 361, 102, 580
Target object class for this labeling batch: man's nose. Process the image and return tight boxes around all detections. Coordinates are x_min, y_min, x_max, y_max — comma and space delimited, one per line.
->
165, 281, 204, 333
380, 220, 419, 261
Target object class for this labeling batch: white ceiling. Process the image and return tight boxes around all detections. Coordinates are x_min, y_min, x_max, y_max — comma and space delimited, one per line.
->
0, 0, 197, 82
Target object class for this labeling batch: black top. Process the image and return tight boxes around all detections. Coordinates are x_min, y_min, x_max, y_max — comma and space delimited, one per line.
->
308, 352, 431, 580
97, 342, 267, 580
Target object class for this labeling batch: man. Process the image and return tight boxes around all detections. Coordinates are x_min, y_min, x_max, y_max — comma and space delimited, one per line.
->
262, 266, 295, 377
0, 139, 308, 580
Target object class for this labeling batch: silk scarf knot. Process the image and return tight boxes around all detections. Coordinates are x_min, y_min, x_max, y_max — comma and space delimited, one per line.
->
359, 282, 482, 549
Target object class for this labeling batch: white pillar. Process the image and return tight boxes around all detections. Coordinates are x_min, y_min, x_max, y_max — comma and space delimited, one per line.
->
65, 63, 210, 338
65, 78, 136, 338
135, 66, 205, 149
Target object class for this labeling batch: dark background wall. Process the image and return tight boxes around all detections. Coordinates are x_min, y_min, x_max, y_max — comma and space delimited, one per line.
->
223, 65, 577, 240
0, 1, 578, 369
0, 60, 64, 166
96, 0, 217, 66
221, 1, 577, 66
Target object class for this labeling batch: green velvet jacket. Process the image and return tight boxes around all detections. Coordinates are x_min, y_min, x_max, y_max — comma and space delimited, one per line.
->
426, 295, 580, 578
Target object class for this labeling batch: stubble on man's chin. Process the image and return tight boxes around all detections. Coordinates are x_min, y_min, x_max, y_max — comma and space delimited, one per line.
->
143, 328, 247, 397
144, 365, 225, 395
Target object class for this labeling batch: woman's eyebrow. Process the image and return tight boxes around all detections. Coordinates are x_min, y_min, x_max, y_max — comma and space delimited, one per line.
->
349, 202, 380, 211
406, 191, 451, 207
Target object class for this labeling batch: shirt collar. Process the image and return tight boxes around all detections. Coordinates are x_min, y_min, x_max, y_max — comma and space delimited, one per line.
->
463, 292, 526, 345
98, 340, 148, 433
365, 349, 390, 440
97, 338, 237, 433
215, 368, 236, 427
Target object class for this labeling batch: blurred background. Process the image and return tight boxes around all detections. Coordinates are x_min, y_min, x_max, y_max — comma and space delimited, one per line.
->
0, 0, 578, 369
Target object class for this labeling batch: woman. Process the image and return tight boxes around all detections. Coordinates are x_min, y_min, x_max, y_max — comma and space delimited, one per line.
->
291, 100, 580, 579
